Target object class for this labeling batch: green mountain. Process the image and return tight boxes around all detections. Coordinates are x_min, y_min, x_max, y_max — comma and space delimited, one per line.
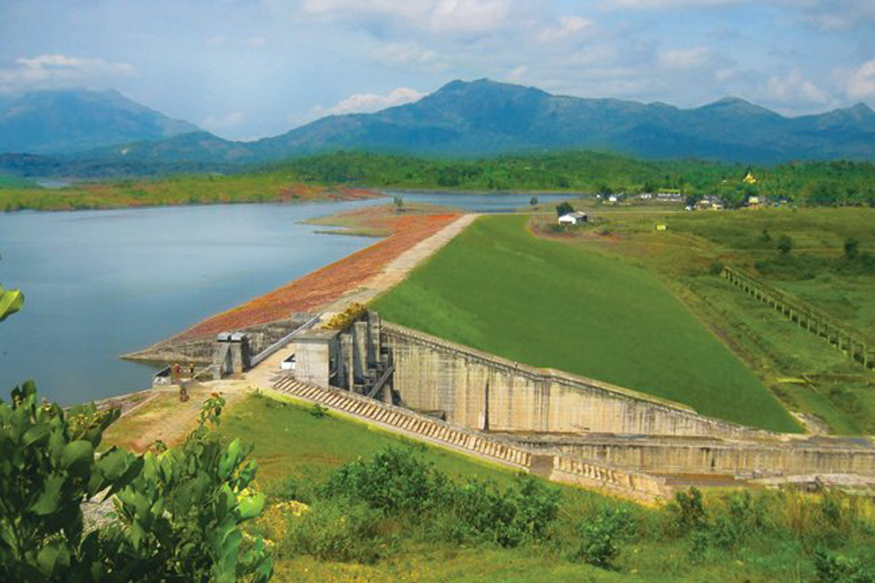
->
4, 80, 875, 172
0, 89, 199, 154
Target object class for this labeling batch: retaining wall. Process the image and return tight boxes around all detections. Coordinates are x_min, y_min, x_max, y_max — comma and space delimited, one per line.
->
514, 435, 875, 477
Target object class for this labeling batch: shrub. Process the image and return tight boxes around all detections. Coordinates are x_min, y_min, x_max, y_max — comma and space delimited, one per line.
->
285, 498, 385, 564
436, 475, 559, 548
569, 507, 636, 569
320, 447, 449, 516
670, 487, 708, 535
813, 549, 875, 583
777, 234, 794, 255
709, 260, 725, 276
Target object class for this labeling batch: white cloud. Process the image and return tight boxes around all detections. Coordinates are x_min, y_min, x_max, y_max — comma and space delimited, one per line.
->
0, 54, 136, 93
310, 87, 426, 118
506, 65, 529, 82
846, 60, 875, 100
537, 15, 594, 42
767, 70, 829, 105
658, 47, 714, 69
201, 111, 247, 131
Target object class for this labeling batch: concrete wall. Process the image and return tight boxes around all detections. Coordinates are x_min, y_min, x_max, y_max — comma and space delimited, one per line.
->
517, 436, 875, 477
125, 317, 310, 365
383, 323, 770, 439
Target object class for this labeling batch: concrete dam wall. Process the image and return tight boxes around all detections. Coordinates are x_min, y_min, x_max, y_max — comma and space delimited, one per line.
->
382, 323, 768, 440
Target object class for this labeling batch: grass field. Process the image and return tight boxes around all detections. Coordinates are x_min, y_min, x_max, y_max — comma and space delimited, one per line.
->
524, 204, 875, 435
371, 214, 798, 432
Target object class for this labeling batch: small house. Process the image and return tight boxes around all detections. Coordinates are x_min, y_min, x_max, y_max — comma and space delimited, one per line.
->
558, 211, 588, 225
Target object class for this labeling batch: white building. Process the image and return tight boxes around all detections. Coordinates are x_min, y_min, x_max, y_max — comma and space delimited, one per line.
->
558, 211, 588, 225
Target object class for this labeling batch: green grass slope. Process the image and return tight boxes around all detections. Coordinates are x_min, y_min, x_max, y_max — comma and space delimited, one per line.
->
372, 215, 799, 432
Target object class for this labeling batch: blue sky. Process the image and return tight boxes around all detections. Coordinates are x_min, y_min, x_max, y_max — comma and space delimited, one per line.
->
2, 0, 874, 140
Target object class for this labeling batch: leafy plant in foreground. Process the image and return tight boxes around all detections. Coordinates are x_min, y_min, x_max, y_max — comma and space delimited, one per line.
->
0, 381, 142, 582
105, 393, 273, 583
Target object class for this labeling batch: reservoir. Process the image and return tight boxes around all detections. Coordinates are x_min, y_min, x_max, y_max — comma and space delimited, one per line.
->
0, 192, 573, 404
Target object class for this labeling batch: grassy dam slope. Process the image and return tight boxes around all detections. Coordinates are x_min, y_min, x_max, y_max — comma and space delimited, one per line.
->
373, 215, 799, 433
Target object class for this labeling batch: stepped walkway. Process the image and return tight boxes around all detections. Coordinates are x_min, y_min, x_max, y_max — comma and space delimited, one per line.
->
271, 374, 670, 501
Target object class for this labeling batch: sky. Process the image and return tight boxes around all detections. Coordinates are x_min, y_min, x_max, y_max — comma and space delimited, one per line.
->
1, 0, 874, 140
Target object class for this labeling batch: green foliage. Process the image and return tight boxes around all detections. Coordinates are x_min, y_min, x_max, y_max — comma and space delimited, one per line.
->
319, 447, 560, 549
284, 498, 385, 564
106, 395, 273, 583
844, 237, 860, 260
813, 549, 875, 583
529, 196, 538, 206
708, 260, 725, 276
0, 381, 142, 582
568, 507, 636, 569
435, 475, 560, 547
0, 382, 272, 582
777, 234, 794, 255
0, 285, 23, 322
670, 488, 708, 535
308, 403, 327, 418
320, 447, 449, 516
556, 201, 575, 217
393, 195, 404, 210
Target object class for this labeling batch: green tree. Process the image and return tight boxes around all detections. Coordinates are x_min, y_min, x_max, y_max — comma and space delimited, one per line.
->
529, 196, 538, 207
556, 201, 575, 217
777, 235, 794, 255
393, 195, 404, 211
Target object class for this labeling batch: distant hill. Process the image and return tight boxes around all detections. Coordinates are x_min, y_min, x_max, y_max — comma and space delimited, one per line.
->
0, 89, 199, 154
4, 80, 875, 171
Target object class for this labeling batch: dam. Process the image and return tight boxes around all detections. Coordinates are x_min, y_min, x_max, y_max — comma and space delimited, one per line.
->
143, 307, 875, 500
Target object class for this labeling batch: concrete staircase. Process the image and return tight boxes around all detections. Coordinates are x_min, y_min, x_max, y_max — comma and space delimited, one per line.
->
271, 374, 670, 501
273, 374, 531, 469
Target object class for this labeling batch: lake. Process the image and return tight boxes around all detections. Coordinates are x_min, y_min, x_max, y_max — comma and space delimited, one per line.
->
0, 192, 573, 404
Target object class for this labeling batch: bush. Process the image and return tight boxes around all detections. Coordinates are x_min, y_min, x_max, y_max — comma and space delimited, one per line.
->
436, 475, 560, 548
320, 448, 560, 549
709, 260, 725, 276
285, 498, 385, 564
813, 549, 875, 583
670, 487, 708, 535
569, 506, 636, 569
320, 447, 449, 516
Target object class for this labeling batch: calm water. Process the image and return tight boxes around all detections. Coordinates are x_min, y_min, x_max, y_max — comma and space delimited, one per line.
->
0, 192, 572, 404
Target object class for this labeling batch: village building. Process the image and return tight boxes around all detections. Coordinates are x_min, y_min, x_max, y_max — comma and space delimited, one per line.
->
558, 211, 588, 225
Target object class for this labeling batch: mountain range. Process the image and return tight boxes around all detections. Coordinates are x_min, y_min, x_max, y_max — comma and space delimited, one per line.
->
0, 89, 198, 155
3, 79, 875, 173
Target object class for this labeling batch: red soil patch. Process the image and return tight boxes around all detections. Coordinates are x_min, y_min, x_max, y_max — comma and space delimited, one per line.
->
167, 210, 459, 342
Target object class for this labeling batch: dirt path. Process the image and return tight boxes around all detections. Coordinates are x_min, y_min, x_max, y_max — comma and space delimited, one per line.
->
102, 380, 253, 452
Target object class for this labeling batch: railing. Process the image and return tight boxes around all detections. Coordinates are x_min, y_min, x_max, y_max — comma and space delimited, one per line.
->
722, 266, 873, 369
249, 314, 321, 368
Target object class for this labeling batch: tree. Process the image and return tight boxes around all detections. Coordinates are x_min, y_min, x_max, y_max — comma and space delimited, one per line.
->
529, 196, 538, 207
844, 237, 859, 260
393, 195, 404, 211
777, 235, 794, 255
556, 201, 575, 217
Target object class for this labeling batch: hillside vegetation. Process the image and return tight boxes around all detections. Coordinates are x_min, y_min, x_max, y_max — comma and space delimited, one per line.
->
3, 150, 875, 211
372, 214, 798, 432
